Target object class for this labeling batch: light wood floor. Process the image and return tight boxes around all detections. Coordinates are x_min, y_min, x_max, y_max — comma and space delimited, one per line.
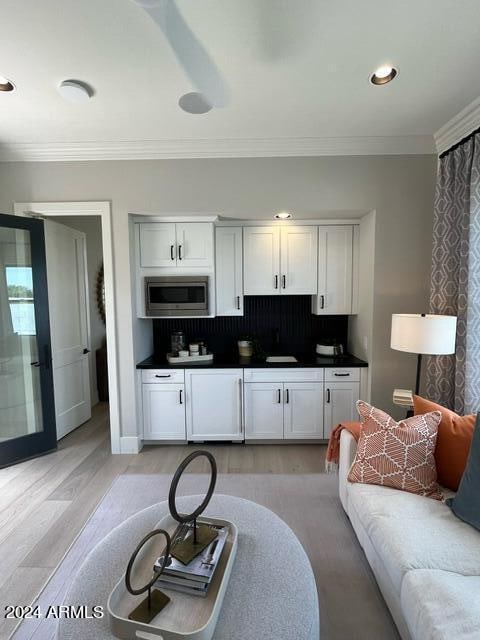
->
0, 404, 326, 639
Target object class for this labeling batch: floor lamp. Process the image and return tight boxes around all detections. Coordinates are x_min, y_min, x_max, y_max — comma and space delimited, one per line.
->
390, 314, 457, 395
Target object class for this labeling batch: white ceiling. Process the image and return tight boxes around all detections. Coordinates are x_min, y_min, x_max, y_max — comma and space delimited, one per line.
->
0, 0, 480, 160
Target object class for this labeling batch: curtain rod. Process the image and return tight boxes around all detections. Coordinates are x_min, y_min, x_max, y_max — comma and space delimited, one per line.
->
439, 125, 480, 159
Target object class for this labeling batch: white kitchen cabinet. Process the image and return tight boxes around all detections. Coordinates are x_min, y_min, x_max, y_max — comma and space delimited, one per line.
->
244, 370, 324, 441
323, 381, 360, 439
176, 223, 213, 268
142, 383, 186, 440
244, 383, 284, 439
215, 227, 243, 315
280, 226, 318, 294
243, 226, 280, 295
138, 222, 213, 269
313, 225, 353, 315
284, 382, 323, 439
243, 225, 318, 296
185, 369, 243, 441
139, 223, 177, 268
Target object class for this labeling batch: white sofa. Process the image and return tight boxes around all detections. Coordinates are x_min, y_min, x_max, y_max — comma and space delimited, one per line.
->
339, 429, 480, 640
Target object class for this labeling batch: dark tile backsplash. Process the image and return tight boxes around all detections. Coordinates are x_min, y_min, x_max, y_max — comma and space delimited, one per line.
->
153, 296, 348, 359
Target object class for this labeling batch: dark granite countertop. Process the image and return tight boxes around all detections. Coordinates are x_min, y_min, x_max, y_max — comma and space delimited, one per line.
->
136, 353, 368, 369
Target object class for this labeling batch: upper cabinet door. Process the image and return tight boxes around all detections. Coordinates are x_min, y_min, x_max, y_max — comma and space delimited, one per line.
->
280, 226, 318, 294
139, 223, 177, 267
243, 226, 280, 295
176, 223, 213, 268
215, 227, 243, 316
314, 226, 353, 315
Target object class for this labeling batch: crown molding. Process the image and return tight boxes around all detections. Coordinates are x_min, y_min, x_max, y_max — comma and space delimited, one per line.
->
0, 135, 435, 162
434, 96, 480, 154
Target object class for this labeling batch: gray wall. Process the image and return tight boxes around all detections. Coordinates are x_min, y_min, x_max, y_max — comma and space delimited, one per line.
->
0, 155, 436, 436
55, 215, 105, 406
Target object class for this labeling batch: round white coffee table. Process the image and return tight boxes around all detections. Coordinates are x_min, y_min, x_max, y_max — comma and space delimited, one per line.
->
58, 495, 319, 639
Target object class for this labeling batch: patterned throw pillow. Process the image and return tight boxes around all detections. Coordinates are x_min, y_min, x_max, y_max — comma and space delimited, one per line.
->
348, 401, 443, 500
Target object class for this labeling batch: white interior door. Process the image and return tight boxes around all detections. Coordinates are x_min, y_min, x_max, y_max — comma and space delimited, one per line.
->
243, 226, 280, 295
45, 220, 91, 439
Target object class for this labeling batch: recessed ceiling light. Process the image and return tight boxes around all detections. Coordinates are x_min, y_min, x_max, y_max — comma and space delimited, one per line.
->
370, 65, 398, 85
274, 212, 293, 220
58, 80, 93, 103
0, 75, 14, 92
178, 92, 213, 114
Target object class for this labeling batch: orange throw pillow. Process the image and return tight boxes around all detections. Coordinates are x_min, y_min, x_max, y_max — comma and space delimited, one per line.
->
348, 401, 443, 500
413, 396, 475, 491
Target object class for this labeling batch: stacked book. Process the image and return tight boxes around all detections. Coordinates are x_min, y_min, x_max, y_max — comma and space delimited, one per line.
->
154, 522, 227, 597
392, 388, 414, 408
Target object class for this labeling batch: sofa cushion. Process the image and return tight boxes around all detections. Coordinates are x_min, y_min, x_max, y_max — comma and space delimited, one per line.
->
348, 401, 443, 499
413, 395, 475, 491
401, 569, 480, 640
447, 414, 480, 531
347, 481, 480, 593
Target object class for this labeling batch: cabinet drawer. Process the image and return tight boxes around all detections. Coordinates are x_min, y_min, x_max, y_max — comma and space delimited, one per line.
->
324, 368, 360, 383
244, 368, 324, 383
141, 369, 185, 384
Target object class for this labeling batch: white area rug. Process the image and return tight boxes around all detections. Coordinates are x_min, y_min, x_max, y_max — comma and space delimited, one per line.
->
12, 473, 399, 640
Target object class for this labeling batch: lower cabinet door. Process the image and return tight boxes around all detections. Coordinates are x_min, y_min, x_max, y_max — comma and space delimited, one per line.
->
142, 383, 186, 440
244, 383, 284, 439
323, 382, 360, 439
185, 369, 243, 441
283, 382, 323, 439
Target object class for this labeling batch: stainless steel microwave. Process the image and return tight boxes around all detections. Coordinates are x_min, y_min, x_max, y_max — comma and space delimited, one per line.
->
144, 276, 209, 316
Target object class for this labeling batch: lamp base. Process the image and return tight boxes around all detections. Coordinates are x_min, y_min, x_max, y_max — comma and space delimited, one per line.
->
415, 353, 422, 397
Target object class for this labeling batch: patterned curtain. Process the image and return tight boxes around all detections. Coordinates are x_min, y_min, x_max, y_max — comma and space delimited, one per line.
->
426, 132, 480, 413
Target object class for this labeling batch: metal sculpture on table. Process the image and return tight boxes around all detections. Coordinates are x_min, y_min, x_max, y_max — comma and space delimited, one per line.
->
124, 450, 218, 622
125, 528, 171, 623
168, 450, 218, 565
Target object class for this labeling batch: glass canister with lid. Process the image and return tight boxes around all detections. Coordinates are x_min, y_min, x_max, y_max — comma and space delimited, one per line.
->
171, 330, 186, 356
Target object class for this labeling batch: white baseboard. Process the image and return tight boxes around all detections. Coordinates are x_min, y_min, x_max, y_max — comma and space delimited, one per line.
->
119, 436, 142, 454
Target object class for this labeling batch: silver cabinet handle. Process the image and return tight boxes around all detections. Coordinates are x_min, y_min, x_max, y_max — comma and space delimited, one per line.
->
277, 388, 282, 403
179, 389, 183, 404
285, 388, 289, 404
178, 244, 183, 260
155, 374, 171, 378
320, 295, 325, 309
239, 378, 243, 433
274, 275, 279, 289
236, 296, 241, 310
282, 275, 286, 289
326, 388, 331, 403
170, 244, 175, 261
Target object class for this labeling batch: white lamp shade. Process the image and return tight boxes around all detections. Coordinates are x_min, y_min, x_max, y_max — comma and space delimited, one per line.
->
391, 314, 457, 355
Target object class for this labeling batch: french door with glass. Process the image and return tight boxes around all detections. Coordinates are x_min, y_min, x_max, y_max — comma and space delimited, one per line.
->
0, 213, 56, 467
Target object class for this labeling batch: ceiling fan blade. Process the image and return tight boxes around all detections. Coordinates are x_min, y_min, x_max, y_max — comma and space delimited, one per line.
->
134, 0, 229, 108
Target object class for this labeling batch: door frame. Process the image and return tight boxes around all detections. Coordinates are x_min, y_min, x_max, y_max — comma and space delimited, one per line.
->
14, 201, 122, 453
